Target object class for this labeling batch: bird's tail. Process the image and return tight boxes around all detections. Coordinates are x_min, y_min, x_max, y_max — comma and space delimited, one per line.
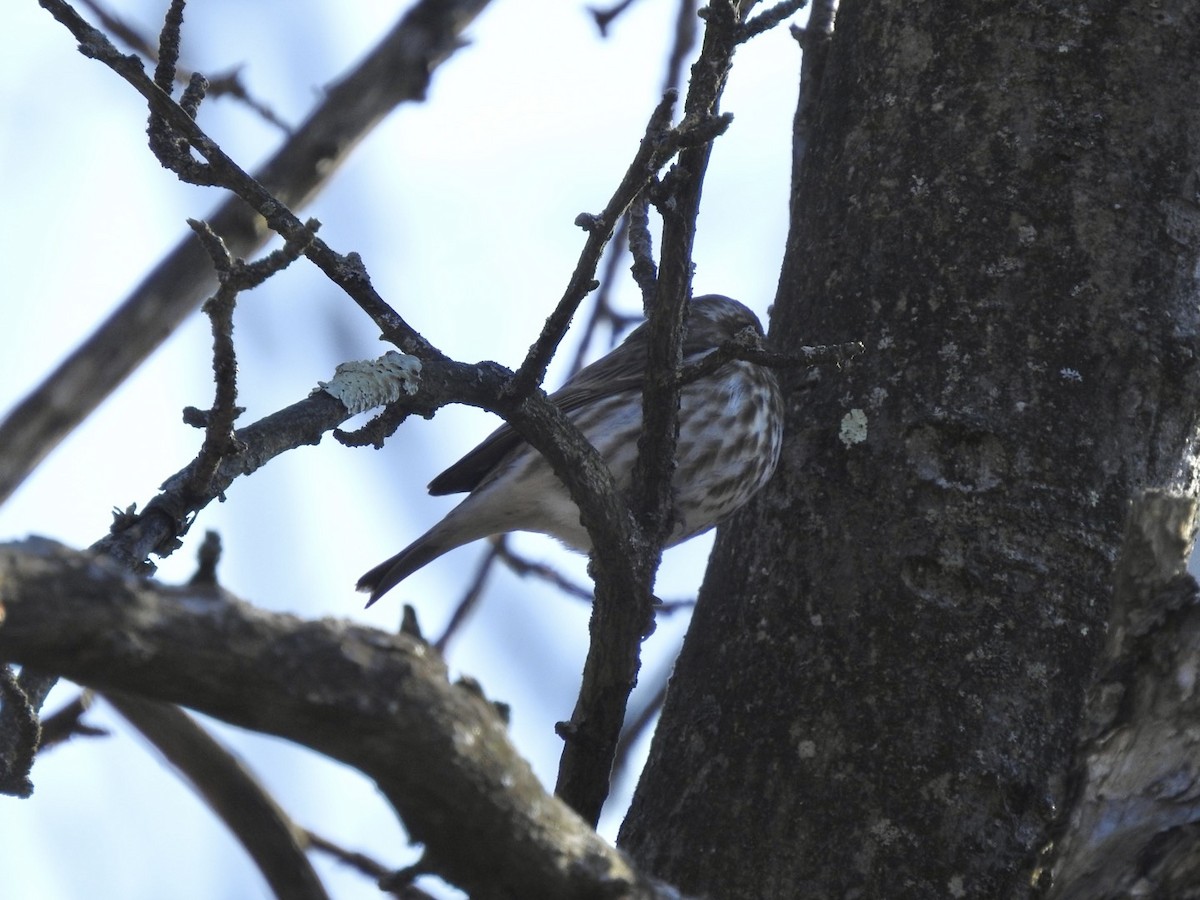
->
356, 535, 452, 608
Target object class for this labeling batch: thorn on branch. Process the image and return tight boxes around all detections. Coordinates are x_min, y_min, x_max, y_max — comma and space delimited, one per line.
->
189, 530, 223, 586
575, 212, 606, 232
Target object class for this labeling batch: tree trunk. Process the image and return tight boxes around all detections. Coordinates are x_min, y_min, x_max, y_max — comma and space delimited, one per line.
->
620, 2, 1200, 897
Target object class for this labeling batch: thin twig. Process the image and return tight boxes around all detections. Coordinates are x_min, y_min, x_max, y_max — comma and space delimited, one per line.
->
434, 543, 501, 653
78, 0, 291, 131
628, 192, 659, 302
508, 90, 732, 403
107, 691, 330, 900
184, 217, 313, 498
37, 691, 107, 750
1, 0, 491, 505
566, 219, 646, 381
662, 0, 700, 95
305, 832, 390, 878
589, 0, 642, 37
740, 0, 808, 42
507, 89, 678, 401
41, 0, 429, 351
612, 677, 669, 786
553, 0, 753, 827
494, 539, 596, 602
677, 332, 864, 385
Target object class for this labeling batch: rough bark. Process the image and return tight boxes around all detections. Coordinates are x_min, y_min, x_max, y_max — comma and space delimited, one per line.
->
1047, 492, 1200, 899
0, 538, 678, 900
621, 2, 1200, 897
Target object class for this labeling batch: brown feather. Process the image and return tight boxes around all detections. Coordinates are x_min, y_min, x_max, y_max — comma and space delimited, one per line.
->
427, 294, 758, 495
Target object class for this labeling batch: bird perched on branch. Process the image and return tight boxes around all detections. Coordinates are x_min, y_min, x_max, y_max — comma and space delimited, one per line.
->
357, 294, 784, 607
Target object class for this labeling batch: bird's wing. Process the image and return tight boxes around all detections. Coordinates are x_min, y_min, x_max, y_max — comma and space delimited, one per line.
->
426, 306, 731, 496
428, 329, 650, 496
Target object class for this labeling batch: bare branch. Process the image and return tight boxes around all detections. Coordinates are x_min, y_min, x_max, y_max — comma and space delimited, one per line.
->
553, 0, 752, 826
676, 331, 864, 385
662, 0, 700, 96
434, 543, 499, 654
36, 691, 106, 750
106, 691, 330, 900
182, 218, 314, 497
0, 538, 687, 900
507, 89, 683, 402
303, 831, 415, 896
37, 4, 646, 613
0, 0, 492, 505
628, 192, 659, 301
495, 539, 597, 603
740, 0, 808, 42
78, 0, 290, 130
589, 0, 642, 37
790, 0, 837, 201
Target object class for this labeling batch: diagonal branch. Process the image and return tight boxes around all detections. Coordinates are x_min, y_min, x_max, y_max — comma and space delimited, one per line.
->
106, 692, 330, 900
0, 538, 687, 900
508, 90, 727, 402
0, 0, 491, 504
552, 0, 755, 826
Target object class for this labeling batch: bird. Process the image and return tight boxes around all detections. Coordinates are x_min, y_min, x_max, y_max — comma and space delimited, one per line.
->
357, 294, 784, 607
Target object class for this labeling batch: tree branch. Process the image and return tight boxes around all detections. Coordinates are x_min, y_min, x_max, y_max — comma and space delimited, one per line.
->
0, 0, 491, 504
789, 0, 837, 213
0, 538, 686, 900
552, 0, 752, 826
105, 691, 329, 900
